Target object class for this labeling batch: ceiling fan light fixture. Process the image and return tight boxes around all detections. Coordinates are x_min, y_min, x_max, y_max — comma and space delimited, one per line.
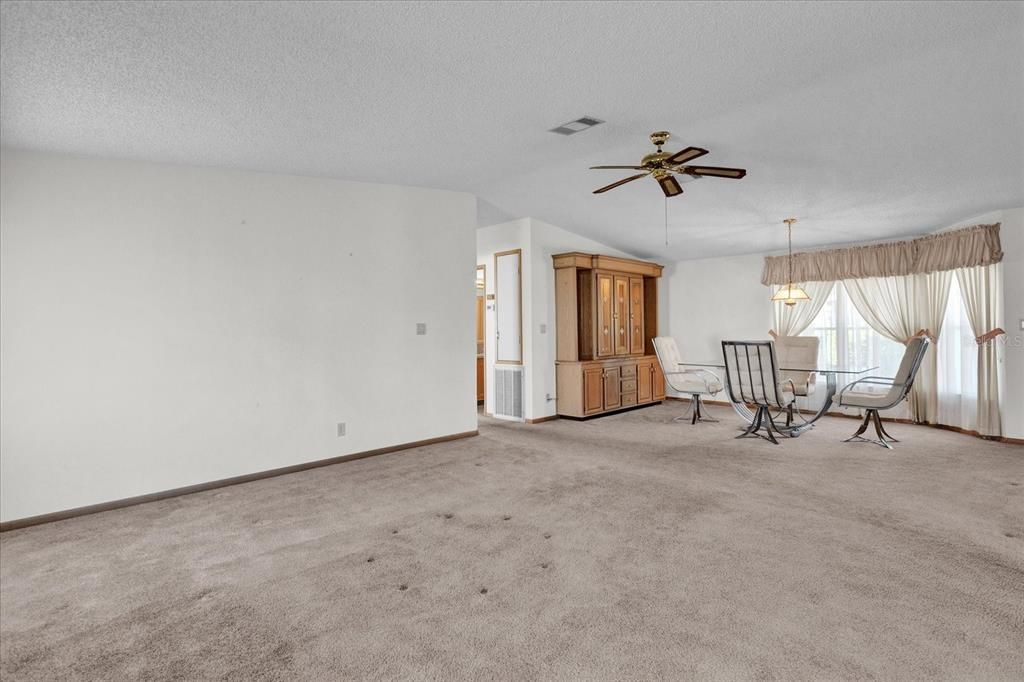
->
589, 131, 745, 196
770, 218, 810, 306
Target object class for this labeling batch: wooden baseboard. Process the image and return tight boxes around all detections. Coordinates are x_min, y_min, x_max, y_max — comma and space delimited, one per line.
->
0, 430, 479, 533
558, 401, 663, 421
666, 395, 1021, 444
526, 415, 560, 424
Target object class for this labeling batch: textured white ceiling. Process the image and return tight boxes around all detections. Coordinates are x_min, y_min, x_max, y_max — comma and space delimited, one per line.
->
2, 1, 1022, 259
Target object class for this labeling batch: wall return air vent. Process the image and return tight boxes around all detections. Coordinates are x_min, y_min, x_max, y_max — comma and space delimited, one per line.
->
549, 116, 605, 135
493, 366, 524, 421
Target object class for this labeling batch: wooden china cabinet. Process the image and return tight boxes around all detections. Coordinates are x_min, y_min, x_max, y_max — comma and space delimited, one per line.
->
553, 252, 665, 418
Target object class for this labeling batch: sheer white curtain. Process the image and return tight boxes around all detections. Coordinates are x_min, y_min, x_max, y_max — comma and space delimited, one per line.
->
937, 278, 978, 432
772, 281, 835, 336
843, 272, 951, 423
956, 263, 1003, 436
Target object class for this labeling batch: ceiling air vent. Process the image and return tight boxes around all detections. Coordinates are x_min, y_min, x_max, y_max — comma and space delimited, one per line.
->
549, 116, 605, 135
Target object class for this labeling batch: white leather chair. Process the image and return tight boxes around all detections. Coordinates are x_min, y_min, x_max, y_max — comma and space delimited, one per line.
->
773, 335, 820, 426
653, 337, 724, 424
837, 336, 930, 449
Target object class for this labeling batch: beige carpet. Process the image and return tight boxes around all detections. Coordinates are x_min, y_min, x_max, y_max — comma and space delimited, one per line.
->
2, 404, 1023, 680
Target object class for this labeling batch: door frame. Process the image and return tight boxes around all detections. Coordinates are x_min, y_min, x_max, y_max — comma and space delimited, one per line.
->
476, 264, 486, 407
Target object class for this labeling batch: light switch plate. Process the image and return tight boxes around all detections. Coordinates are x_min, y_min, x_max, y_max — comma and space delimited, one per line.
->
416, 323, 427, 335
1019, 319, 1023, 331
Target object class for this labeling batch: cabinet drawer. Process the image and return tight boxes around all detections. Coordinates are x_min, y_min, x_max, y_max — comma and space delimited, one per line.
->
620, 364, 637, 378
620, 379, 637, 393
620, 392, 637, 407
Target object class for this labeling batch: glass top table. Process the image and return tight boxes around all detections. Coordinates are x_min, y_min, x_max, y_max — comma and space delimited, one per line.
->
680, 362, 877, 375
678, 361, 878, 435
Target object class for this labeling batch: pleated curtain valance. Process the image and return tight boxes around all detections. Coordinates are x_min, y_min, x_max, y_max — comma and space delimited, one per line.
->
760, 223, 1003, 286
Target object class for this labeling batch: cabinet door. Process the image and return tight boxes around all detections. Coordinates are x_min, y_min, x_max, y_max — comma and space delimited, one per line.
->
629, 277, 645, 355
637, 359, 653, 403
603, 366, 621, 410
596, 273, 614, 357
613, 276, 630, 355
652, 362, 666, 400
583, 367, 604, 414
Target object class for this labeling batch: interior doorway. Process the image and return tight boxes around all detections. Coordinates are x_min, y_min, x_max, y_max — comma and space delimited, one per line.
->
475, 265, 486, 406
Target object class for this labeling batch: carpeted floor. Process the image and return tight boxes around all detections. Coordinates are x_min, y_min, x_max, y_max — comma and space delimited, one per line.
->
1, 404, 1023, 680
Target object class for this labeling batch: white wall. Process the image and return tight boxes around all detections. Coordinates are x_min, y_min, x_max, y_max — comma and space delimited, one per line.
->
476, 217, 636, 421
663, 253, 772, 398
0, 149, 478, 522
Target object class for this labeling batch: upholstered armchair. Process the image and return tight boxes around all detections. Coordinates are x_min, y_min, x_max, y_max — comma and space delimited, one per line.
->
653, 337, 723, 424
772, 335, 820, 426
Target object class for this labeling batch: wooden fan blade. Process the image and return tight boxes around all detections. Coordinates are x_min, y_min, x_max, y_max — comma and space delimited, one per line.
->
593, 172, 649, 194
682, 165, 747, 179
590, 165, 647, 170
658, 175, 684, 197
663, 146, 708, 165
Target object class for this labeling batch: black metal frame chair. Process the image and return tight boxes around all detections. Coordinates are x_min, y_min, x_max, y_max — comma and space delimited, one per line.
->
721, 340, 796, 445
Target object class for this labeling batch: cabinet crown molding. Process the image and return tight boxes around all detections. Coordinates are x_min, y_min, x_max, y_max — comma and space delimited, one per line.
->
552, 252, 664, 278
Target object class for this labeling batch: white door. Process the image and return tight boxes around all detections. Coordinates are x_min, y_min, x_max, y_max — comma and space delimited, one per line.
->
495, 250, 522, 364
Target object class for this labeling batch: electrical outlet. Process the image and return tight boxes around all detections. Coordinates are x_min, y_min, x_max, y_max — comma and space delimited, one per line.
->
337, 422, 346, 437
539, 324, 547, 334
1019, 318, 1023, 331
416, 323, 427, 335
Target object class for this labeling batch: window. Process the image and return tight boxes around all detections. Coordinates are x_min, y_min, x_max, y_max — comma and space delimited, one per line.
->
806, 284, 904, 378
801, 278, 977, 430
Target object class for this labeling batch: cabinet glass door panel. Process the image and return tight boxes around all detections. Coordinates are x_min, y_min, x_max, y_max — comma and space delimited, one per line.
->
613, 276, 630, 355
597, 273, 614, 357
629, 277, 645, 354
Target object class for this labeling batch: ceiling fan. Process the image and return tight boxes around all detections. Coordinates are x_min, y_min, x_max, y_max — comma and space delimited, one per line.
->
590, 131, 747, 197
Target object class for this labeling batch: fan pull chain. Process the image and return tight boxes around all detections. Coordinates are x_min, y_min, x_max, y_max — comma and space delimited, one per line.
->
664, 196, 669, 246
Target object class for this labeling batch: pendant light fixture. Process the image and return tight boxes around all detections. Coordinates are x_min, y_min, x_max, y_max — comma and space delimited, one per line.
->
770, 218, 810, 306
